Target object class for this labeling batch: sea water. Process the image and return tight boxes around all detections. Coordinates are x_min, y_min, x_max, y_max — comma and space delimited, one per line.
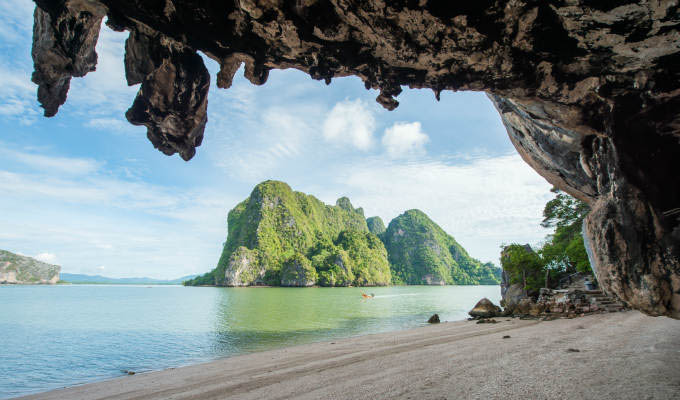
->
0, 284, 500, 398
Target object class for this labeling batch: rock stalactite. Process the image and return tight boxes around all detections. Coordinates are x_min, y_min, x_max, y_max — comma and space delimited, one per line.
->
29, 1, 680, 317
123, 30, 210, 161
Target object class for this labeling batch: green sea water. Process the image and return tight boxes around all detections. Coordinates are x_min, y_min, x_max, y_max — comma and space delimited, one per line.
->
0, 284, 500, 398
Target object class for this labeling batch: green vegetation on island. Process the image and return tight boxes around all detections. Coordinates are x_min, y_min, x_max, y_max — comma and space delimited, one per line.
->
501, 188, 591, 295
382, 210, 501, 285
186, 181, 391, 287
186, 180, 500, 287
366, 216, 386, 236
0, 250, 61, 284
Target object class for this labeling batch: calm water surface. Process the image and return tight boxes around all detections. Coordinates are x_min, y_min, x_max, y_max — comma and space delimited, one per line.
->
0, 285, 500, 398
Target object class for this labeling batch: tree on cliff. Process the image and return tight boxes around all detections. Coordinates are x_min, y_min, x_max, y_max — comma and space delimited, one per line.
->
500, 244, 544, 294
501, 188, 592, 295
539, 188, 591, 274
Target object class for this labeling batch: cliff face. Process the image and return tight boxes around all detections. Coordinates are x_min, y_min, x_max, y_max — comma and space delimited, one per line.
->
28, 1, 680, 317
186, 180, 391, 287
0, 250, 60, 284
383, 210, 501, 285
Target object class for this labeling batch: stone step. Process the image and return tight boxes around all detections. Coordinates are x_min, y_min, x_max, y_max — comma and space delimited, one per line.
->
587, 295, 616, 300
583, 290, 604, 295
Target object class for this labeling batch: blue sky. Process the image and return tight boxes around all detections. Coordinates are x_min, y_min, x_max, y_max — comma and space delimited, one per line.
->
0, 1, 552, 279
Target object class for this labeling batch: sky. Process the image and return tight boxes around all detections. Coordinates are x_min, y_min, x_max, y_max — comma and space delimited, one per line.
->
0, 1, 553, 279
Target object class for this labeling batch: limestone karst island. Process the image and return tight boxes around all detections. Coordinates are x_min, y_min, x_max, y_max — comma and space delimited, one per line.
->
185, 180, 500, 287
1, 1, 679, 399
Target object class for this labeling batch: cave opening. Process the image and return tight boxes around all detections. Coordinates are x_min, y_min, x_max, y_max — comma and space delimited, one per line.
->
24, 0, 680, 318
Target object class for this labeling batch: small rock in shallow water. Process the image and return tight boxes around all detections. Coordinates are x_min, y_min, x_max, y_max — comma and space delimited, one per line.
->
428, 314, 440, 324
566, 348, 580, 353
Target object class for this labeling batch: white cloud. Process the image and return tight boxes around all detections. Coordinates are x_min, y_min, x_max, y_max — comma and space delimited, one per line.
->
0, 147, 102, 175
86, 117, 140, 134
210, 102, 325, 181
0, 66, 39, 124
34, 253, 57, 264
382, 121, 429, 157
0, 148, 238, 279
0, 0, 35, 44
322, 99, 376, 150
0, 17, 135, 129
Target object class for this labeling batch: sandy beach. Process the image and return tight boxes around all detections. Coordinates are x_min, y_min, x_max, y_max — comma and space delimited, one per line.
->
20, 311, 680, 400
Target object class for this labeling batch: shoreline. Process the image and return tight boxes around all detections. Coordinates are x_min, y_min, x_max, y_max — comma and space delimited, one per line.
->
18, 311, 680, 400
184, 283, 502, 288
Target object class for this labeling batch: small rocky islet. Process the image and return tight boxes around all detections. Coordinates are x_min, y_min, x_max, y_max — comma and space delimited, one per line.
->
186, 180, 501, 287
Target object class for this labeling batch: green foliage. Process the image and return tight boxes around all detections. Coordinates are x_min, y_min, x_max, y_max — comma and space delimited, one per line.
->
334, 230, 391, 286
183, 271, 214, 286
566, 236, 591, 274
280, 253, 317, 286
541, 188, 589, 231
500, 244, 545, 294
500, 188, 593, 294
382, 210, 501, 285
539, 188, 591, 275
310, 232, 355, 286
366, 216, 386, 236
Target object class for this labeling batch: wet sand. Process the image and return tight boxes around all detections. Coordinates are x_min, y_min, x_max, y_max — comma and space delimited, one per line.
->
20, 311, 680, 400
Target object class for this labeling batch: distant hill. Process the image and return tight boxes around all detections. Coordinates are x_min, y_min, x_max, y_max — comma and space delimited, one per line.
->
60, 273, 198, 285
382, 209, 501, 285
1, 250, 61, 284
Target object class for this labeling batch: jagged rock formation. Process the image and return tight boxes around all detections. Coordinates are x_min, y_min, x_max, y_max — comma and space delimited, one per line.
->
29, 1, 680, 317
185, 180, 391, 287
0, 250, 60, 284
383, 209, 501, 285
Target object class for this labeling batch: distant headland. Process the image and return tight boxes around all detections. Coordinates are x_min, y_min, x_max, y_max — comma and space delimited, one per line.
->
0, 250, 60, 284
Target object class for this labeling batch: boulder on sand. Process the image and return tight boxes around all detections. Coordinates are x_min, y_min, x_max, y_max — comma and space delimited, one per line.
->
469, 298, 502, 318
428, 314, 440, 324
